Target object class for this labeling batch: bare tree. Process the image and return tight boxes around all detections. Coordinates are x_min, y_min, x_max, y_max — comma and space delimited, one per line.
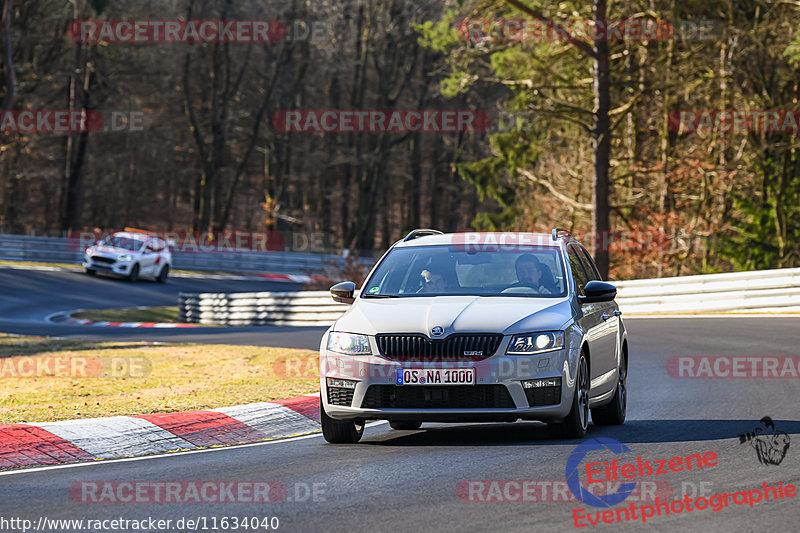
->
0, 0, 15, 111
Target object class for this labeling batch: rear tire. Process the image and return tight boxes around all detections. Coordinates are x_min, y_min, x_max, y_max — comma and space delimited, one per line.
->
548, 353, 589, 439
156, 264, 169, 283
127, 263, 140, 282
389, 421, 422, 431
592, 352, 627, 426
320, 398, 364, 443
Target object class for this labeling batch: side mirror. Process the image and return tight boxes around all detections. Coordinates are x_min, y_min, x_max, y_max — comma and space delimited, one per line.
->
330, 281, 356, 304
580, 280, 617, 304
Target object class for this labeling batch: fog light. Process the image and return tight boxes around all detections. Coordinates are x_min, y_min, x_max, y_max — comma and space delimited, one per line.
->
327, 377, 357, 389
521, 377, 561, 389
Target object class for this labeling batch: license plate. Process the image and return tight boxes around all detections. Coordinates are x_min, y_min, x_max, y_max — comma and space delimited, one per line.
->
396, 368, 475, 386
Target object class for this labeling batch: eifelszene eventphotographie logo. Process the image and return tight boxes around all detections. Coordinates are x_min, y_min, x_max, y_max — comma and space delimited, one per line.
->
565, 437, 719, 508
739, 417, 790, 466
566, 437, 638, 507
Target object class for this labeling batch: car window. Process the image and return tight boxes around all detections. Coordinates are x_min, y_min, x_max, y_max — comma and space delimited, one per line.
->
102, 235, 147, 251
578, 246, 601, 281
567, 245, 590, 296
362, 244, 567, 298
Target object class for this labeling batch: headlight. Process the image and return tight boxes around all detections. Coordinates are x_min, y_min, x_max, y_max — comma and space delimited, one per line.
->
327, 332, 371, 355
117, 254, 133, 261
507, 331, 565, 355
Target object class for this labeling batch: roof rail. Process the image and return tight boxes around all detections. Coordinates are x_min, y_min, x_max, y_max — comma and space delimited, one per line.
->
403, 228, 443, 242
551, 227, 571, 241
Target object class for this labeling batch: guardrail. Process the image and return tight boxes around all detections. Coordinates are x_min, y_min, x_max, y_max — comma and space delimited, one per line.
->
179, 267, 800, 326
613, 267, 800, 314
179, 291, 354, 326
0, 233, 372, 276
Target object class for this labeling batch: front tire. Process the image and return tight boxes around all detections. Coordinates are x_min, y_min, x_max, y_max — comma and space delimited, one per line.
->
156, 264, 169, 283
389, 421, 422, 431
85, 268, 96, 276
320, 398, 364, 443
592, 352, 627, 426
548, 353, 589, 439
127, 263, 140, 282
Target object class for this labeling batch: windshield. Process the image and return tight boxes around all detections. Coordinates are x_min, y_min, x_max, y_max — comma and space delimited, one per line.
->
100, 236, 146, 251
362, 245, 567, 298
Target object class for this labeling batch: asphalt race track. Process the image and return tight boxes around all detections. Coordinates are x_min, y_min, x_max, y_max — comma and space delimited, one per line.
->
0, 268, 327, 349
1, 269, 799, 531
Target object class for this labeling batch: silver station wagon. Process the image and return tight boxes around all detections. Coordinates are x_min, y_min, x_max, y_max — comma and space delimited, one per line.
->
319, 229, 628, 443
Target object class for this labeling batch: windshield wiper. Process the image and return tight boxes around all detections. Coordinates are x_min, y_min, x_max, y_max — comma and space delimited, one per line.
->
362, 294, 400, 298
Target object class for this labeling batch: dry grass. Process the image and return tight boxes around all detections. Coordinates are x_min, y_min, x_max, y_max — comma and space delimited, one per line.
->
0, 260, 83, 269
72, 306, 184, 323
0, 333, 320, 424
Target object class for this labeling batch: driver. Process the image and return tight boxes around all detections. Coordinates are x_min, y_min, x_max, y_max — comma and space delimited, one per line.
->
511, 254, 553, 294
419, 269, 446, 293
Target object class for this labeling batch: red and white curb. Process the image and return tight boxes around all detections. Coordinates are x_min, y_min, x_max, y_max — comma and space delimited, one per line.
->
58, 317, 199, 328
259, 273, 329, 283
0, 394, 321, 470
47, 309, 200, 328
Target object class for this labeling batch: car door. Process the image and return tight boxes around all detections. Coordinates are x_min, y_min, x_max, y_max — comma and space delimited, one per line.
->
149, 238, 167, 275
567, 245, 617, 397
138, 238, 158, 276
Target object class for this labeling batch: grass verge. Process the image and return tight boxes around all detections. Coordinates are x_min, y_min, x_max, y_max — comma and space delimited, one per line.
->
0, 260, 82, 270
0, 333, 319, 424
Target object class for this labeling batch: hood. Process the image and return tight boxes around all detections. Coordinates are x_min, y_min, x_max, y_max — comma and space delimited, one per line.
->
92, 245, 135, 255
334, 296, 571, 336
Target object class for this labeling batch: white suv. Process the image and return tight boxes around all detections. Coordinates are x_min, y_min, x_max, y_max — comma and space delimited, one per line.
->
83, 229, 172, 282
319, 229, 628, 443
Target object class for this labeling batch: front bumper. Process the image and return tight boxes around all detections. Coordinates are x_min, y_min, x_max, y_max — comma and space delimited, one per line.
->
83, 256, 132, 276
320, 348, 573, 422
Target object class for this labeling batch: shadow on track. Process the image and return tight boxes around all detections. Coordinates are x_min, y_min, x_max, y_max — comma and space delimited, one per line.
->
361, 418, 800, 447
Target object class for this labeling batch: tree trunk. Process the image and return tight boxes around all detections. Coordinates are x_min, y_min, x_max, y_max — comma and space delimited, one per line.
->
1, 0, 15, 111
61, 4, 93, 233
592, 0, 611, 279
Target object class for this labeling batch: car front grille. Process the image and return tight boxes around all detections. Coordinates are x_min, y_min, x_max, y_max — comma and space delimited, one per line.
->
375, 334, 502, 361
524, 385, 561, 407
327, 386, 355, 407
91, 256, 116, 265
361, 385, 515, 409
